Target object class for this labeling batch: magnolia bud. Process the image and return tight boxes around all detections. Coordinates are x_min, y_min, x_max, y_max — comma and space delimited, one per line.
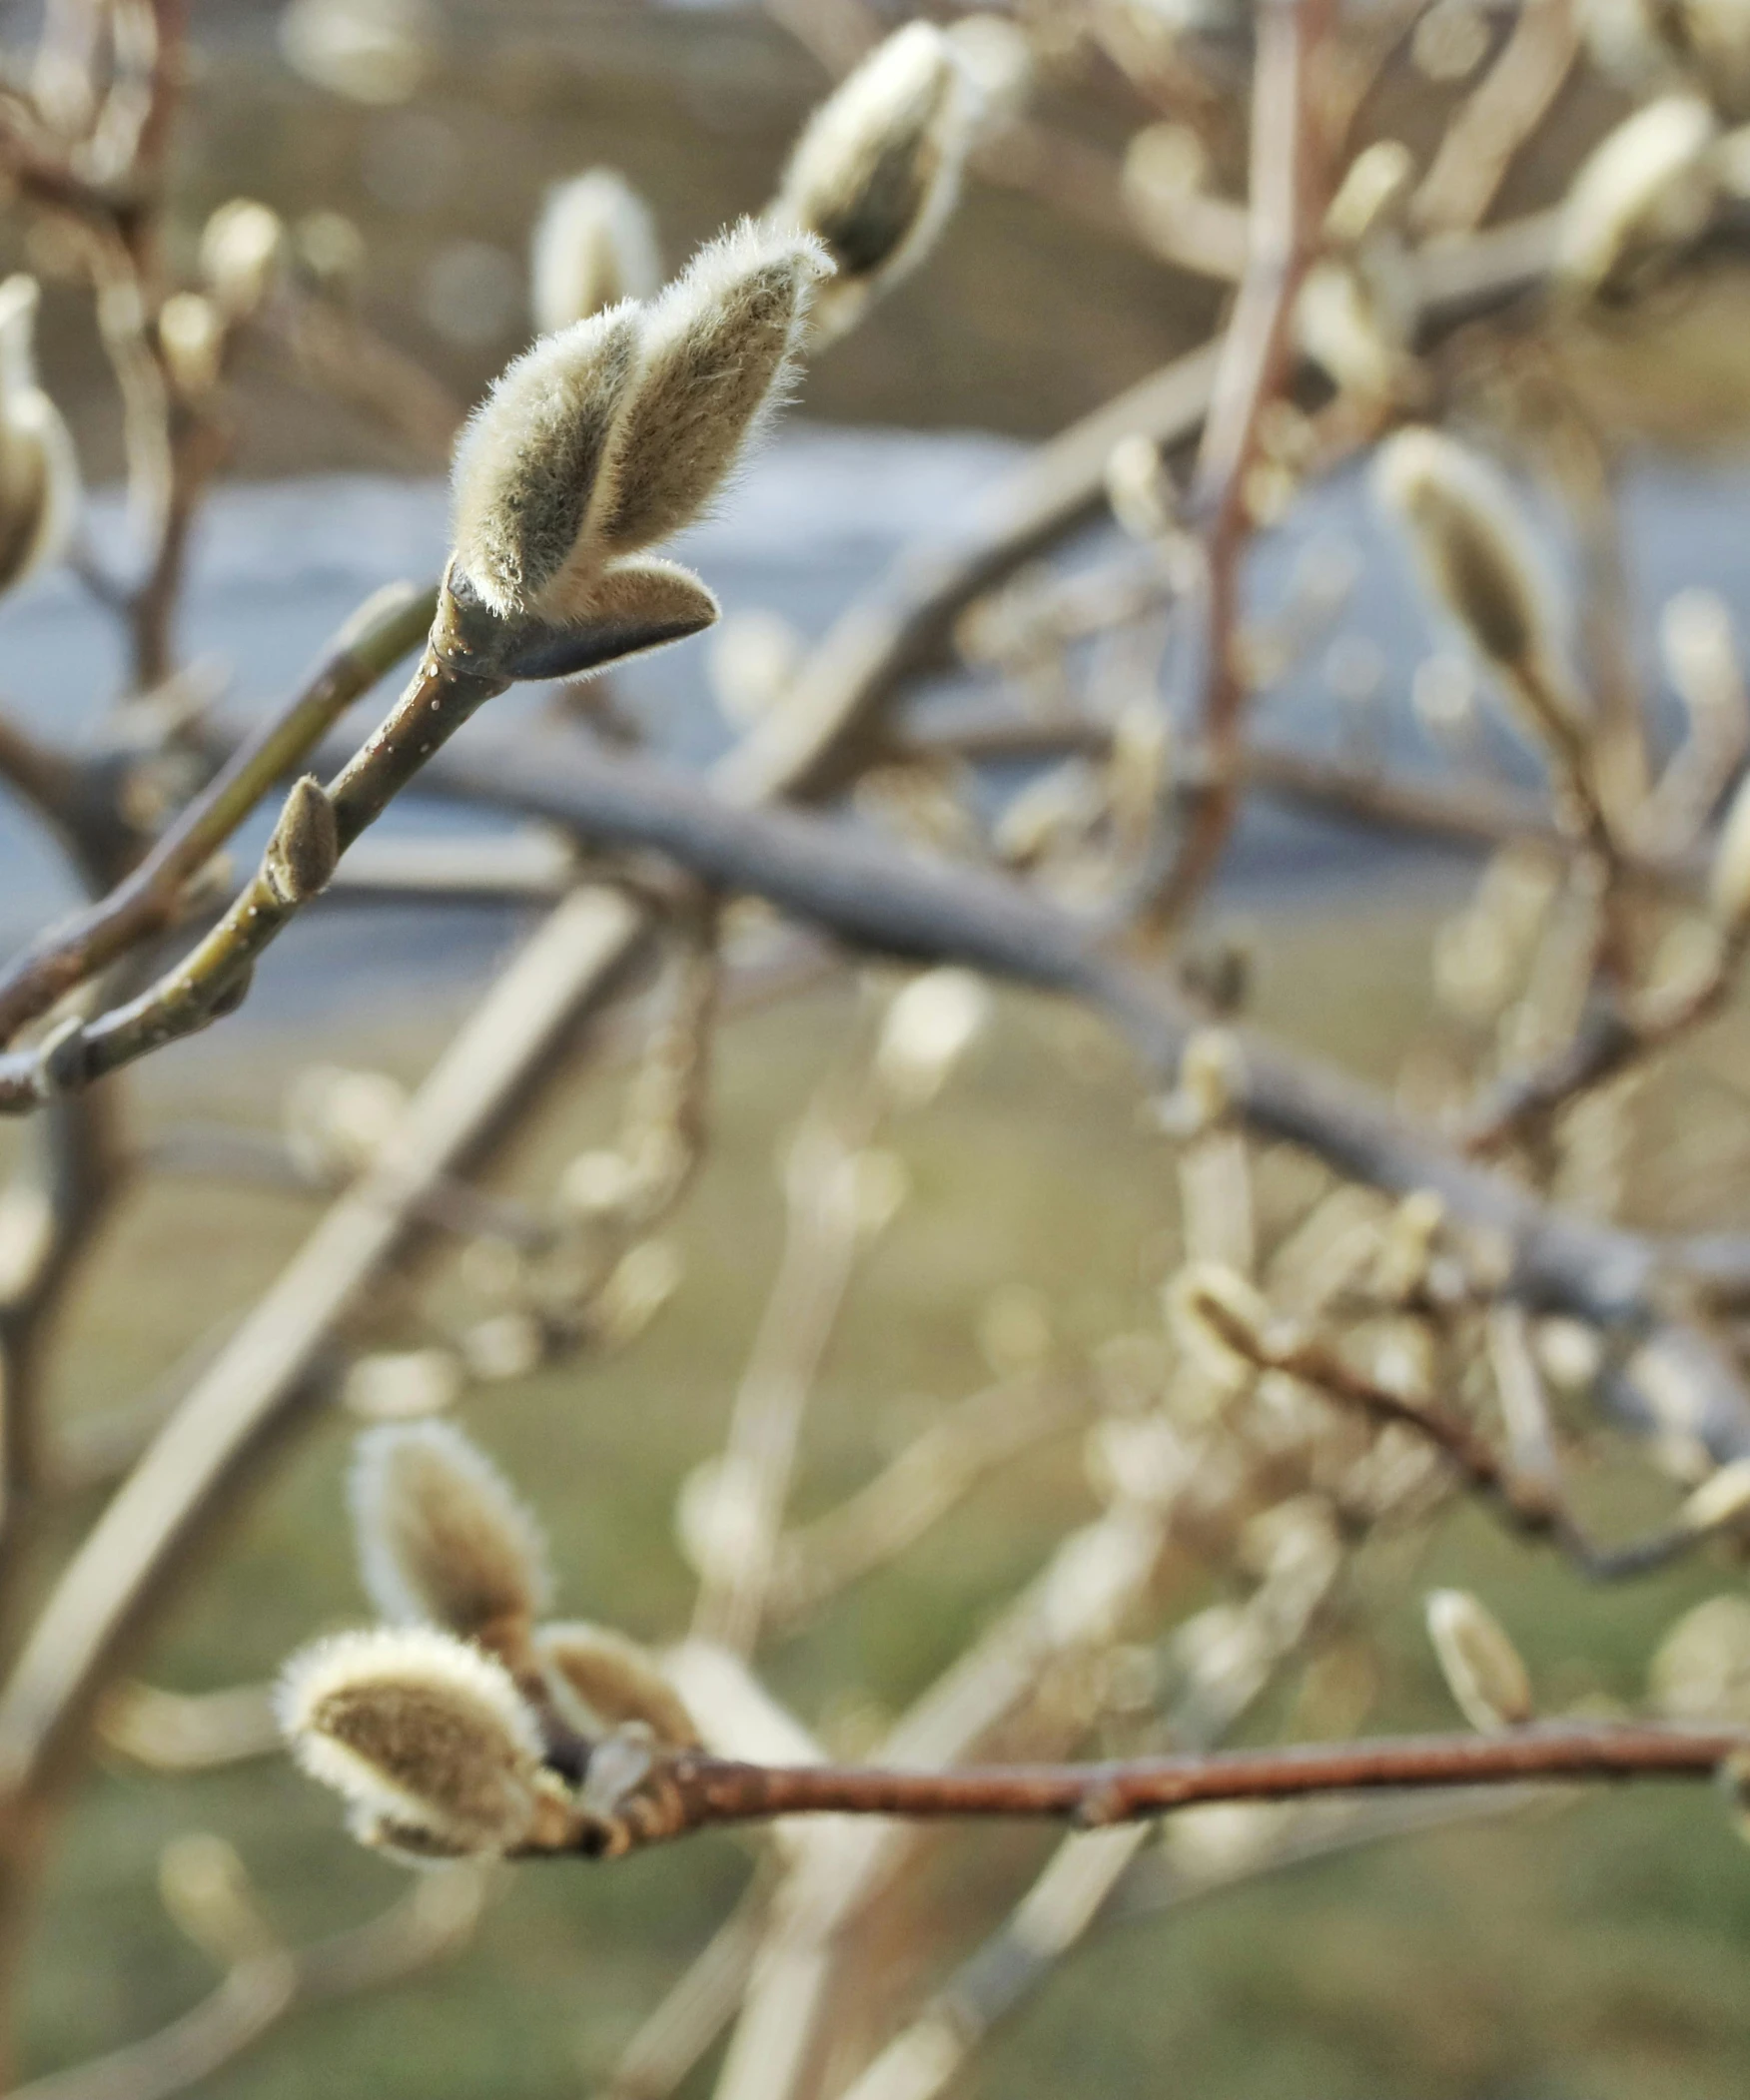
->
263, 776, 339, 906
772, 22, 977, 344
1557, 95, 1718, 300
1324, 139, 1415, 247
200, 200, 287, 323
0, 276, 79, 596
1164, 1261, 1273, 1388
534, 1622, 700, 1748
1649, 1594, 1750, 1722
342, 1347, 464, 1422
278, 1626, 549, 1854
450, 220, 828, 625
1373, 427, 1583, 764
1424, 1589, 1533, 1733
350, 1421, 550, 1644
530, 169, 661, 335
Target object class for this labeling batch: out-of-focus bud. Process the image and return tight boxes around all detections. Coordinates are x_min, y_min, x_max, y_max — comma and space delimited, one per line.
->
450, 220, 828, 627
1324, 140, 1415, 247
350, 1420, 551, 1643
278, 0, 438, 105
557, 1147, 642, 1221
1297, 261, 1405, 402
772, 22, 980, 345
1554, 94, 1718, 300
1153, 1029, 1241, 1139
284, 1062, 408, 1180
263, 775, 339, 907
1650, 1594, 1750, 1721
1373, 427, 1582, 761
0, 276, 78, 596
875, 967, 991, 1107
296, 210, 368, 298
277, 1626, 555, 1854
157, 292, 226, 400
943, 12, 1032, 118
1105, 431, 1178, 542
1710, 766, 1750, 935
1165, 1261, 1273, 1388
529, 169, 662, 336
200, 201, 287, 324
1411, 0, 1492, 79
1679, 1456, 1750, 1532
534, 1622, 700, 1748
1424, 1588, 1533, 1733
1372, 1189, 1444, 1302
592, 1238, 681, 1349
708, 607, 802, 729
674, 1454, 760, 1580
343, 1347, 464, 1422
458, 1311, 545, 1384
1123, 121, 1210, 218
1661, 588, 1748, 744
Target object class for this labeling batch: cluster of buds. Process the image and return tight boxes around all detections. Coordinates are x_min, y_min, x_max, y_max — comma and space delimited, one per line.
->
280, 1422, 699, 1859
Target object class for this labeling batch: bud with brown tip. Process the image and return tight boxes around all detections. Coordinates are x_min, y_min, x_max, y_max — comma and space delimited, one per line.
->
262, 776, 339, 906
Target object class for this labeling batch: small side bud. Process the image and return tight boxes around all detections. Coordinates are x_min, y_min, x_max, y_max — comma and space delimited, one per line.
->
262, 776, 339, 906
1650, 1595, 1750, 1723
534, 1622, 700, 1748
1323, 139, 1415, 247
546, 556, 719, 667
1424, 1589, 1533, 1733
1710, 768, 1750, 936
1555, 94, 1718, 300
200, 200, 287, 323
773, 21, 978, 344
350, 1421, 551, 1646
277, 1626, 547, 1854
530, 169, 662, 335
1105, 432, 1179, 542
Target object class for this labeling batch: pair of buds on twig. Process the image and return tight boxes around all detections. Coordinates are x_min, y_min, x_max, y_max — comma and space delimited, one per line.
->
279, 1420, 700, 1861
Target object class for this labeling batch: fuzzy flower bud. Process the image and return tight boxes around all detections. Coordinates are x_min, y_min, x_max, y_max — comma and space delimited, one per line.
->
1373, 427, 1584, 762
200, 200, 287, 323
450, 220, 827, 630
534, 1621, 700, 1748
1424, 1589, 1533, 1733
772, 22, 978, 345
1165, 1261, 1274, 1389
350, 1421, 550, 1645
1555, 94, 1718, 299
530, 169, 662, 336
0, 277, 79, 596
263, 776, 339, 906
278, 1626, 551, 1854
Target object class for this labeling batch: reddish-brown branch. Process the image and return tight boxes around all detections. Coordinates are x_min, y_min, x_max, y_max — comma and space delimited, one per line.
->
579, 1724, 1743, 1855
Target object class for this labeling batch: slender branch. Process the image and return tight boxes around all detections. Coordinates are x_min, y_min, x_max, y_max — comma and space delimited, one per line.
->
569, 1724, 1743, 1857
1143, 0, 1334, 939
0, 584, 436, 1053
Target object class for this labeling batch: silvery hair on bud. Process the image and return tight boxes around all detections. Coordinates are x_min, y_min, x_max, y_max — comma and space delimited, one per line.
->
1372, 427, 1568, 692
535, 1621, 700, 1748
772, 21, 977, 345
276, 1625, 545, 1854
450, 220, 830, 626
263, 775, 339, 906
350, 1420, 551, 1644
0, 276, 79, 596
1555, 94, 1719, 299
530, 169, 662, 336
1424, 1588, 1533, 1735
